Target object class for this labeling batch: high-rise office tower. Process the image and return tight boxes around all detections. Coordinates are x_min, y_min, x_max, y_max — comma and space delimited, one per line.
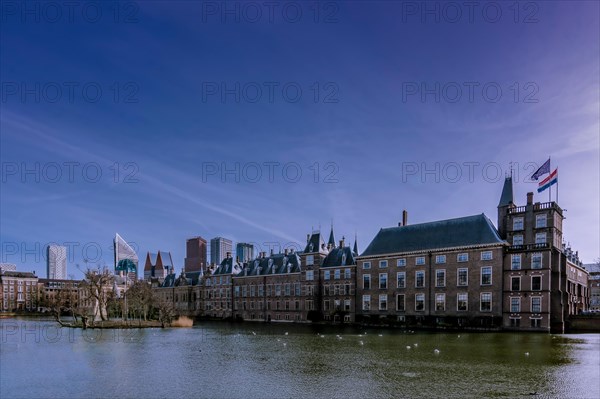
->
236, 242, 254, 263
210, 237, 232, 265
114, 233, 138, 281
185, 236, 207, 272
46, 245, 67, 279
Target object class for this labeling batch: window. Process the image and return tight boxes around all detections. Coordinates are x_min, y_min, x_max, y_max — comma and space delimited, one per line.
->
531, 297, 541, 313
379, 273, 388, 289
305, 300, 314, 311
396, 294, 405, 311
511, 254, 521, 270
481, 267, 492, 285
250, 285, 255, 297
435, 270, 446, 287
435, 293, 445, 311
531, 276, 542, 291
457, 293, 468, 311
415, 293, 425, 311
379, 260, 388, 268
275, 285, 281, 296
531, 318, 541, 328
481, 251, 493, 260
344, 299, 351, 311
510, 297, 520, 313
480, 293, 492, 312
285, 284, 291, 296
535, 233, 546, 245
306, 270, 314, 281
323, 300, 330, 311
306, 255, 314, 265
435, 255, 446, 264
363, 275, 371, 290
295, 283, 301, 296
379, 295, 387, 310
397, 258, 406, 267
416, 257, 425, 265
457, 253, 469, 262
513, 217, 524, 230
363, 262, 371, 269
242, 286, 247, 297
344, 269, 351, 279
536, 214, 547, 228
324, 270, 331, 280
457, 268, 468, 286
234, 286, 240, 297
415, 271, 425, 288
396, 272, 406, 288
511, 276, 521, 291
362, 295, 371, 311
334, 269, 340, 280
513, 235, 524, 246
531, 253, 543, 269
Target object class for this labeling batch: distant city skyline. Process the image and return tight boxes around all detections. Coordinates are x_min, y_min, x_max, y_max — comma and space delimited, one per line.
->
1, 2, 598, 277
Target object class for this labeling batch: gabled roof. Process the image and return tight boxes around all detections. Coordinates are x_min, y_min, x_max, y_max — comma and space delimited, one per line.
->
158, 251, 174, 268
328, 227, 335, 247
360, 214, 504, 257
322, 246, 356, 268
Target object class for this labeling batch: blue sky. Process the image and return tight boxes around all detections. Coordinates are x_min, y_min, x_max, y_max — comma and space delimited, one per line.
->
1, 1, 598, 277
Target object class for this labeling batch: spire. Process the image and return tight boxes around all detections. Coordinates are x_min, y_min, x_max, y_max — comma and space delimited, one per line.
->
353, 233, 359, 256
498, 176, 514, 207
328, 221, 335, 247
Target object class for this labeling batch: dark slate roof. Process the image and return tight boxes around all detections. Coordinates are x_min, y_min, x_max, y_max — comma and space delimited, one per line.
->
304, 232, 326, 253
360, 214, 504, 257
159, 251, 174, 267
0, 271, 37, 278
498, 177, 514, 206
322, 246, 356, 268
353, 238, 359, 256
237, 251, 302, 277
161, 273, 177, 287
213, 257, 243, 275
328, 228, 335, 247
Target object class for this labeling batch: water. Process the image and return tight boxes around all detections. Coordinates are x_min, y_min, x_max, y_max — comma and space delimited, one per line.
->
1, 318, 599, 398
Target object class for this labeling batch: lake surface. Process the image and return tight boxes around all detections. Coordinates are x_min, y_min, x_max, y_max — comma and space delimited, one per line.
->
1, 318, 599, 398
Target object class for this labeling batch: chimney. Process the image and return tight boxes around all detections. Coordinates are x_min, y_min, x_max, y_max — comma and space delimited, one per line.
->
226, 251, 232, 259
307, 234, 310, 243
402, 209, 408, 226
527, 192, 534, 205
270, 249, 274, 256
284, 248, 289, 255
339, 239, 344, 248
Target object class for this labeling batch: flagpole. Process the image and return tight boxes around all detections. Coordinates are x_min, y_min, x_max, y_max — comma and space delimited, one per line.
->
556, 167, 559, 204
548, 156, 551, 202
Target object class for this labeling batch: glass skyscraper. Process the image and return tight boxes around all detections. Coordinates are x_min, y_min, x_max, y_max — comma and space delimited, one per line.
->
114, 233, 138, 281
46, 245, 67, 280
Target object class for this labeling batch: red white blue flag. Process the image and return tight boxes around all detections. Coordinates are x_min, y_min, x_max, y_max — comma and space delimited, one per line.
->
538, 168, 558, 193
531, 158, 550, 180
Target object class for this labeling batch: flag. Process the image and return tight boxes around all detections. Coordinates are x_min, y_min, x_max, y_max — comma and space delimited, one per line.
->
531, 158, 550, 180
537, 168, 558, 193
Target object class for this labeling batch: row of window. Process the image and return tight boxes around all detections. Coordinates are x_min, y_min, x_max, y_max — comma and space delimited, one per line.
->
362, 267, 493, 289
362, 292, 495, 312
511, 253, 543, 269
512, 214, 547, 231
512, 233, 546, 246
362, 251, 493, 269
510, 276, 543, 291
509, 296, 543, 313
233, 299, 319, 311
323, 268, 352, 280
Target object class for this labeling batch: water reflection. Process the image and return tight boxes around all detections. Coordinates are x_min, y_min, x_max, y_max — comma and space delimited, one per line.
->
1, 318, 598, 398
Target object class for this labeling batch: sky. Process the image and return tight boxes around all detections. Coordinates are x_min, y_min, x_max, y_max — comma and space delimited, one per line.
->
1, 0, 599, 278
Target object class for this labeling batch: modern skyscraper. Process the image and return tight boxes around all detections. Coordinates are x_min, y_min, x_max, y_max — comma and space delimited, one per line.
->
236, 242, 254, 263
210, 237, 232, 265
185, 236, 207, 272
46, 245, 67, 280
114, 233, 138, 281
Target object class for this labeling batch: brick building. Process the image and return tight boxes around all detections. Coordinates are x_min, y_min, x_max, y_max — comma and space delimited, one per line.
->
0, 270, 38, 312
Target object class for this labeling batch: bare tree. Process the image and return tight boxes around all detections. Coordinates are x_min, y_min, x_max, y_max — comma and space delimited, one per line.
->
152, 291, 178, 328
127, 280, 154, 322
79, 265, 115, 323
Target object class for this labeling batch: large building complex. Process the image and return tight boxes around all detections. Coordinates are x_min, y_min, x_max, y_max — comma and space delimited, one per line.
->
46, 245, 67, 280
153, 178, 592, 332
210, 237, 232, 265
